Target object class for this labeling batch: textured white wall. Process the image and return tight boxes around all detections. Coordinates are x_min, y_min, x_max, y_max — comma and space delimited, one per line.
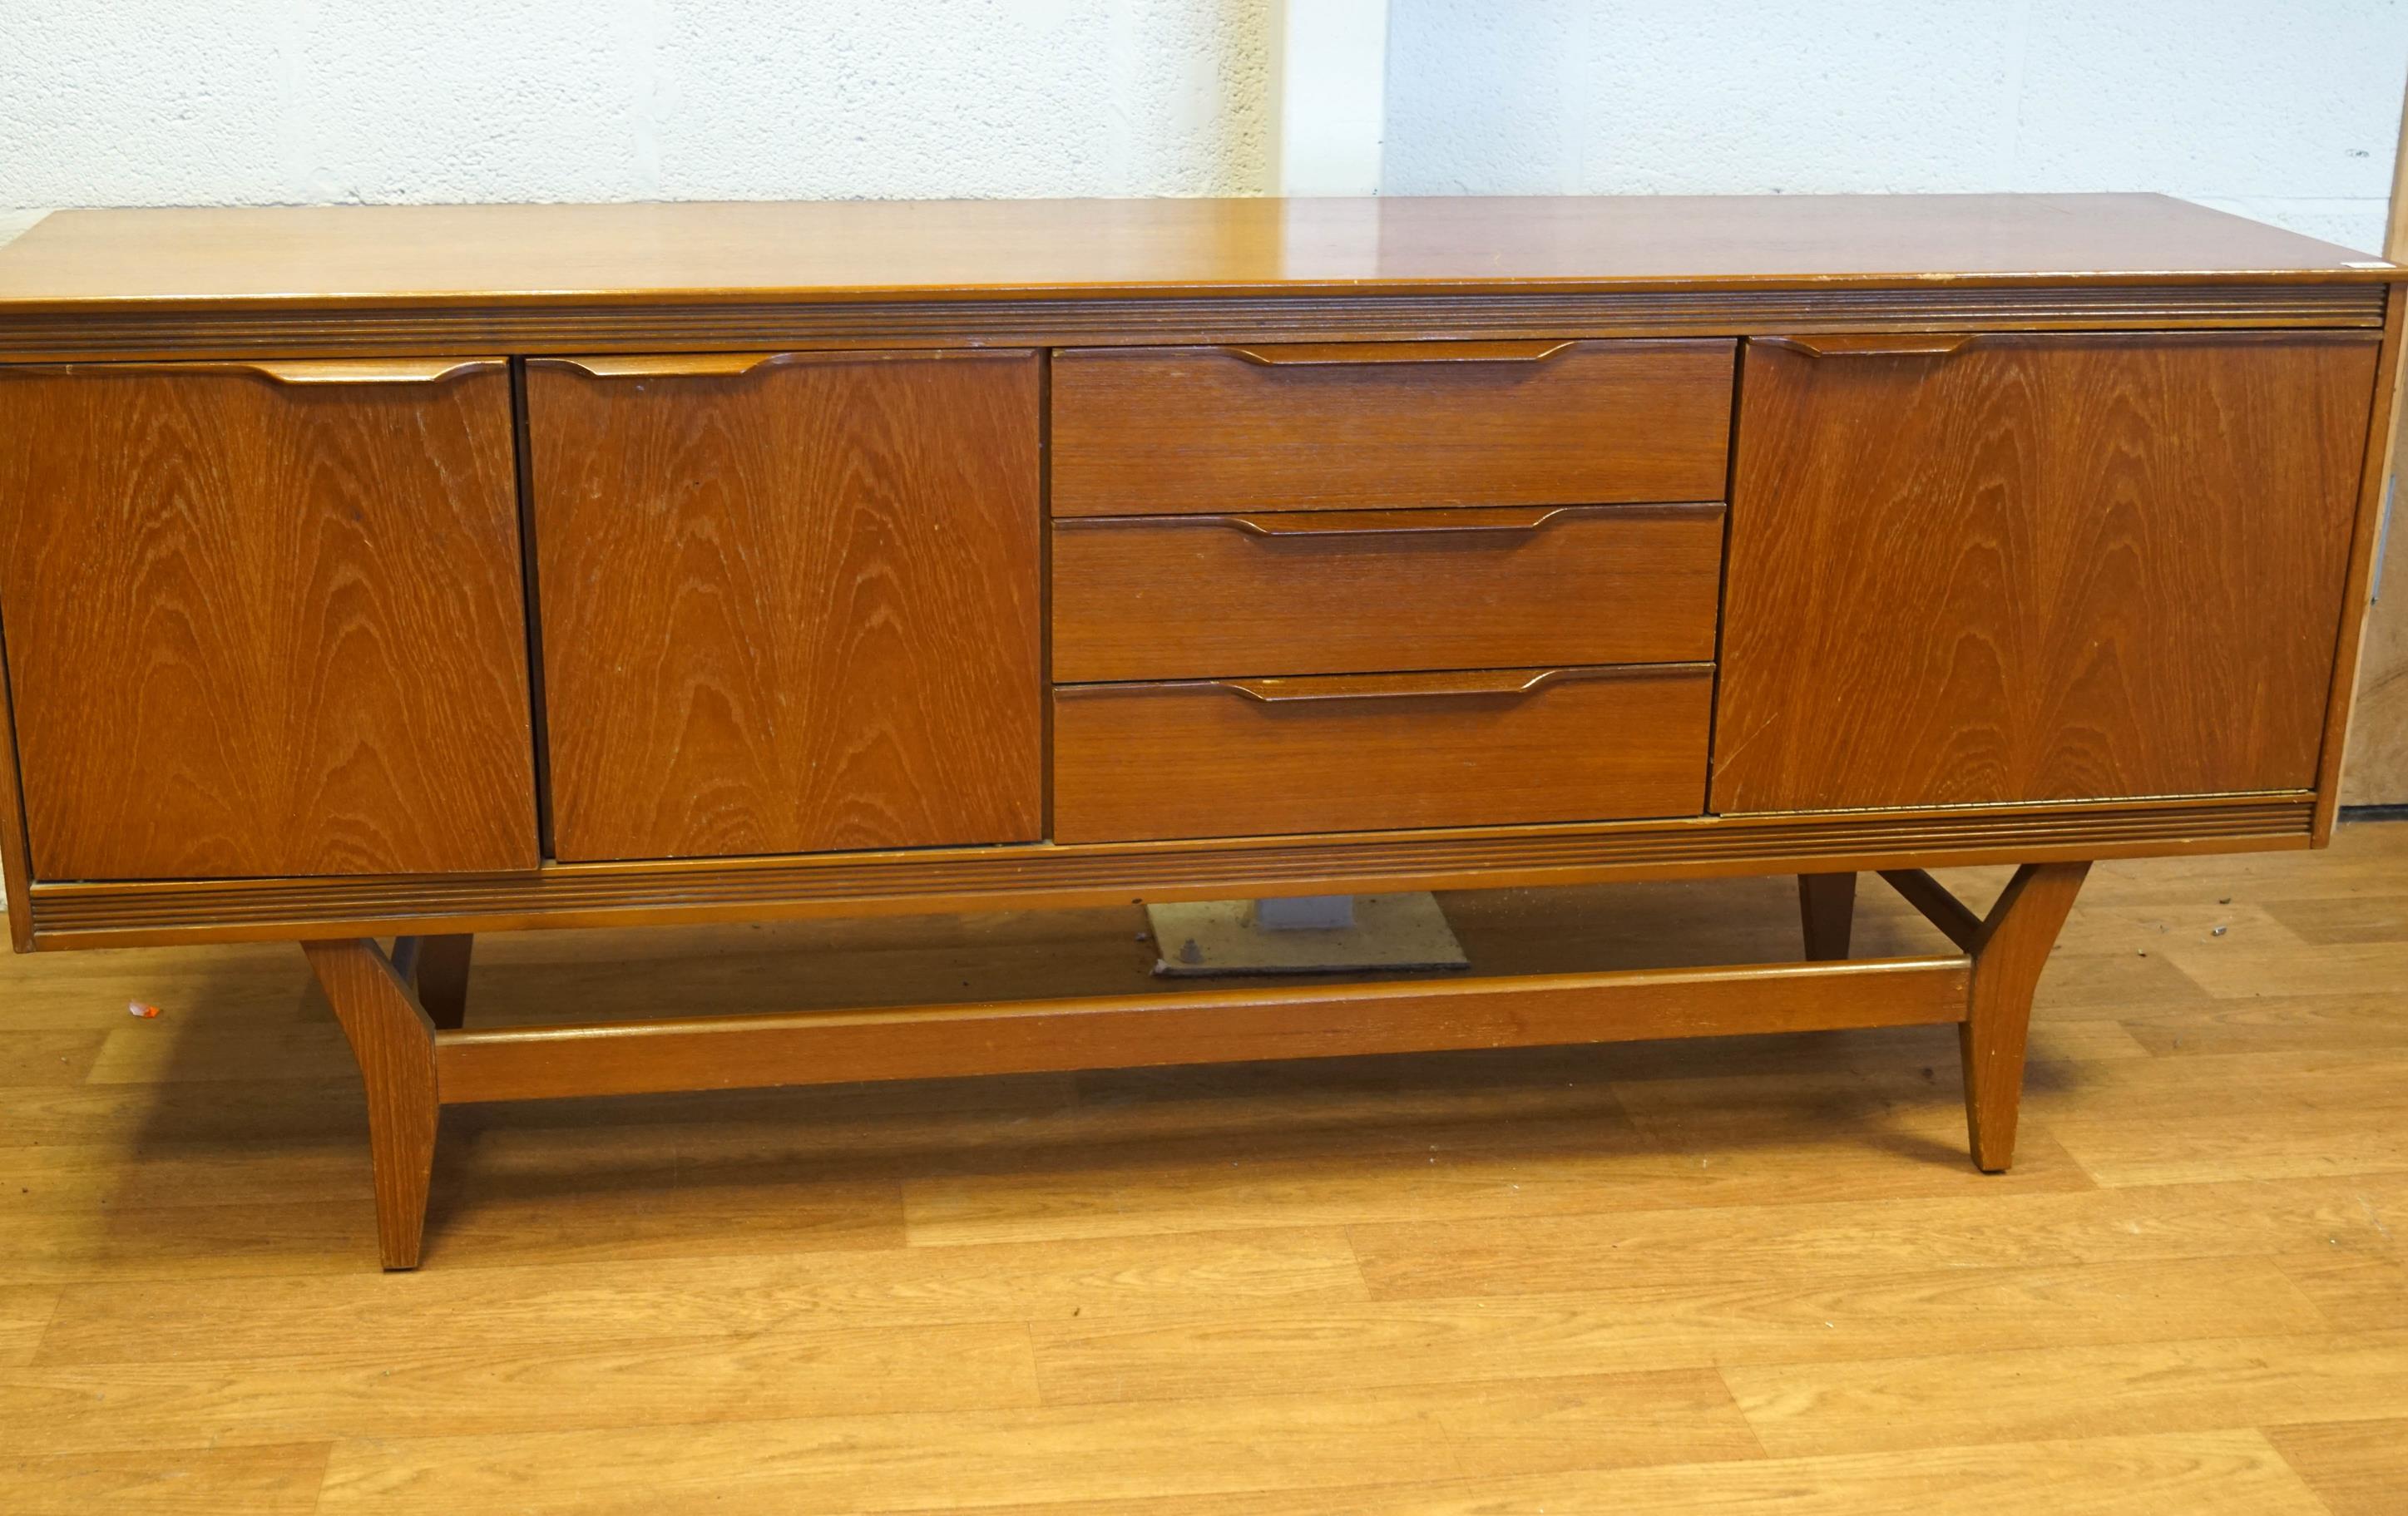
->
0, 0, 1275, 208
1, 0, 2401, 256
1385, 0, 2407, 254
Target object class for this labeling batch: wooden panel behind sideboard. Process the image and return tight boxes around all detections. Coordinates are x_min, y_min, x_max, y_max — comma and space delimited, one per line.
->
1713, 332, 2379, 813
0, 362, 538, 879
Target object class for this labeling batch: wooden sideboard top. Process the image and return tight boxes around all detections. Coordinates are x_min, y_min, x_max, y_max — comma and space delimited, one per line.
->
0, 193, 2394, 313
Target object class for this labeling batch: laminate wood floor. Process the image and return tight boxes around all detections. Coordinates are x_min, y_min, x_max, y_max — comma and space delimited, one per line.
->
4, 826, 2406, 1513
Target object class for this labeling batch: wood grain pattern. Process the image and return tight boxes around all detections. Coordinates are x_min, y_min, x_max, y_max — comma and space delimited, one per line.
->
1, 1444, 331, 1514
1713, 333, 2380, 813
301, 938, 440, 1270
0, 195, 2386, 312
2266, 1418, 2408, 1516
300, 1374, 1755, 1513
1053, 666, 1712, 844
1051, 505, 1723, 682
1961, 862, 2089, 1172
1729, 1329, 2408, 1459
306, 1424, 2336, 1515
0, 363, 538, 880
1016, 1257, 2322, 1404
524, 350, 1043, 862
433, 957, 1971, 1105
1051, 340, 1733, 516
21, 795, 2314, 949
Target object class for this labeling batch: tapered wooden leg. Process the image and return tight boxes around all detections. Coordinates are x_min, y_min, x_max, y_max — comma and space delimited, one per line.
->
304, 939, 441, 1270
1797, 872, 1857, 960
1961, 862, 2089, 1173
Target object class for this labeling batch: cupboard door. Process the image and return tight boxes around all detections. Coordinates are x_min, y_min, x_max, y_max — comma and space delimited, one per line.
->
526, 351, 1043, 862
1713, 333, 2378, 813
0, 360, 538, 880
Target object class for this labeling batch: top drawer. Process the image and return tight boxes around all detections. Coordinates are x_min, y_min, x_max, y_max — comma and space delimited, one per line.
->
1051, 338, 1735, 516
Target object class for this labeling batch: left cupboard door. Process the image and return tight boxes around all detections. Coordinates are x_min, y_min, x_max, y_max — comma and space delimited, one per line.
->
0, 360, 541, 880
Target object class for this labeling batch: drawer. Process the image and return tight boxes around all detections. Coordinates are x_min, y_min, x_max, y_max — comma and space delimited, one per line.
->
1051, 338, 1735, 516
1052, 665, 1711, 843
1052, 502, 1723, 682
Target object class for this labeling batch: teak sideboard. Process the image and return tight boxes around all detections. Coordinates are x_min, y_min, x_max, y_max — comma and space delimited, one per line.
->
0, 195, 2399, 1268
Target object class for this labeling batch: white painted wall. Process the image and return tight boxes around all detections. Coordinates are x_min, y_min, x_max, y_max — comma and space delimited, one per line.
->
1272, 0, 1390, 194
0, 1, 2401, 256
1387, 0, 2407, 254
0, 0, 1275, 207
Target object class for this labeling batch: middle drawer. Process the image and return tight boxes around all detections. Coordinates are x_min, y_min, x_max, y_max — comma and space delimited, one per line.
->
1051, 502, 1725, 683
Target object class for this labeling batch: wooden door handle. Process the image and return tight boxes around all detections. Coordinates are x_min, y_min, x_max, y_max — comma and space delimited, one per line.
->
1224, 340, 1576, 367
230, 358, 508, 384
534, 353, 794, 379
1217, 668, 1574, 704
1753, 335, 1978, 358
16, 358, 508, 384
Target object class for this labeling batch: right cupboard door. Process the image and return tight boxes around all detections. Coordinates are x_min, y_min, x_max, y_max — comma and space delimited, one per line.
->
1713, 332, 2379, 814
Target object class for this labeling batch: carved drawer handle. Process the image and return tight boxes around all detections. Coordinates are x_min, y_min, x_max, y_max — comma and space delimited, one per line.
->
1224, 340, 1576, 367
1209, 663, 1710, 704
1218, 506, 1577, 537
1057, 503, 1723, 541
1217, 668, 1575, 704
534, 353, 797, 378
1753, 334, 1978, 359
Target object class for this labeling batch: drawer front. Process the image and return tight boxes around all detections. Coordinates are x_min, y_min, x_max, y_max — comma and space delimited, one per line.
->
1051, 338, 1735, 516
1053, 503, 1724, 682
1053, 666, 1711, 843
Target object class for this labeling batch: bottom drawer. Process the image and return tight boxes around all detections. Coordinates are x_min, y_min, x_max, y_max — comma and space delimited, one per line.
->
1053, 664, 1711, 843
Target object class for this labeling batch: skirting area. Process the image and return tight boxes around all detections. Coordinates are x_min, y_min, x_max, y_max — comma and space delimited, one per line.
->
2, 825, 2405, 1511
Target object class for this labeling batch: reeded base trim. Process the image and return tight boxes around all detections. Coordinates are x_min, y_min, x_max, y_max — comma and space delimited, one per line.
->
26, 794, 2312, 948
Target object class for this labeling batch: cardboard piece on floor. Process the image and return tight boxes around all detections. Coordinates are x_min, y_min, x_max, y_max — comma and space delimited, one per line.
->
1146, 891, 1470, 976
